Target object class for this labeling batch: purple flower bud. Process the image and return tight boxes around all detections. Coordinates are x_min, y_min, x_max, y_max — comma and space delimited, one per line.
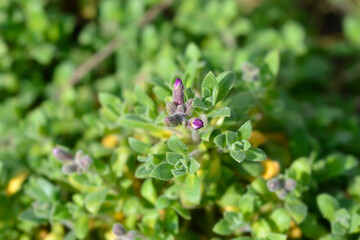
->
113, 223, 127, 237
189, 118, 204, 130
174, 78, 183, 89
185, 98, 194, 116
53, 148, 74, 162
76, 155, 93, 171
164, 116, 179, 127
62, 163, 78, 174
284, 178, 297, 191
125, 231, 137, 240
172, 78, 184, 106
177, 115, 188, 126
267, 178, 282, 192
166, 102, 176, 115
176, 104, 185, 114
276, 189, 287, 200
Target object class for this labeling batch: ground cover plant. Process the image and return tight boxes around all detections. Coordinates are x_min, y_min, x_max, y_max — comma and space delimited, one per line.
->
1, 0, 360, 239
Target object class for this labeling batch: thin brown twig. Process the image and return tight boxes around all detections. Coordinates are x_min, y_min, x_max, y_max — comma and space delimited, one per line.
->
65, 0, 175, 88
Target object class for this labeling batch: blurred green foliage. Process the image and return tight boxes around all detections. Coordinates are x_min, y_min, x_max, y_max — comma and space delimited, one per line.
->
1, 0, 360, 239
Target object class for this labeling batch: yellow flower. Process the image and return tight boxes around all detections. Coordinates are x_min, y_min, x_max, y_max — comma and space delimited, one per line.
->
261, 159, 280, 180
6, 171, 29, 196
102, 134, 118, 149
249, 130, 268, 147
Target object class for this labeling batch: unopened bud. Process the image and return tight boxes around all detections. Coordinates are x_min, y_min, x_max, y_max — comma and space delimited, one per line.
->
125, 231, 137, 240
185, 98, 194, 116
166, 102, 176, 115
53, 148, 74, 162
284, 178, 297, 191
177, 115, 188, 126
164, 116, 179, 127
76, 154, 93, 171
113, 223, 127, 237
173, 78, 184, 105
189, 118, 204, 130
62, 163, 78, 174
267, 178, 282, 192
276, 189, 287, 200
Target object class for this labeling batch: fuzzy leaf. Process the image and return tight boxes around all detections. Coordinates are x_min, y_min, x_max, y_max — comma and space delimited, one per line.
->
245, 147, 267, 161
216, 71, 236, 103
317, 194, 340, 221
167, 135, 188, 155
84, 189, 108, 214
193, 97, 208, 110
213, 219, 233, 236
237, 120, 252, 140
214, 134, 227, 149
208, 107, 231, 118
166, 152, 183, 165
265, 49, 280, 77
128, 137, 151, 154
189, 158, 201, 175
230, 150, 246, 163
285, 198, 308, 224
150, 163, 174, 181
141, 179, 157, 205
181, 174, 201, 205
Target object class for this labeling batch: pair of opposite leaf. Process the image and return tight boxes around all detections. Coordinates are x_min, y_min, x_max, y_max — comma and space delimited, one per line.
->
164, 78, 204, 130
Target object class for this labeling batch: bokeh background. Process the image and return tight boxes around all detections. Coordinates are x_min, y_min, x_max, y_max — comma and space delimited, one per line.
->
1, 0, 360, 239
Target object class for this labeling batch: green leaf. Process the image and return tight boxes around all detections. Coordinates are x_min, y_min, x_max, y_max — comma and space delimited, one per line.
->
213, 219, 233, 236
167, 134, 188, 155
189, 158, 201, 174
313, 153, 358, 182
185, 42, 201, 60
245, 147, 267, 161
331, 209, 351, 235
84, 189, 108, 214
199, 127, 218, 142
214, 134, 227, 149
171, 202, 191, 220
270, 208, 291, 232
117, 117, 166, 133
349, 212, 360, 234
184, 88, 195, 100
193, 97, 208, 110
128, 137, 151, 154
19, 208, 47, 224
150, 163, 174, 181
135, 164, 153, 179
202, 71, 218, 98
155, 196, 170, 210
237, 120, 252, 140
181, 174, 201, 205
141, 179, 157, 205
216, 71, 236, 103
264, 49, 280, 77
98, 92, 122, 118
208, 107, 231, 118
75, 213, 89, 239
289, 157, 311, 185
285, 198, 308, 224
166, 152, 183, 165
317, 194, 340, 221
226, 131, 238, 145
134, 86, 155, 110
230, 150, 246, 163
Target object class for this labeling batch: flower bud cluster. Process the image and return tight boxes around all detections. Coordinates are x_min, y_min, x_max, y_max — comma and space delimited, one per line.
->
267, 177, 297, 200
164, 78, 203, 130
241, 62, 260, 81
53, 148, 93, 174
113, 223, 137, 240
